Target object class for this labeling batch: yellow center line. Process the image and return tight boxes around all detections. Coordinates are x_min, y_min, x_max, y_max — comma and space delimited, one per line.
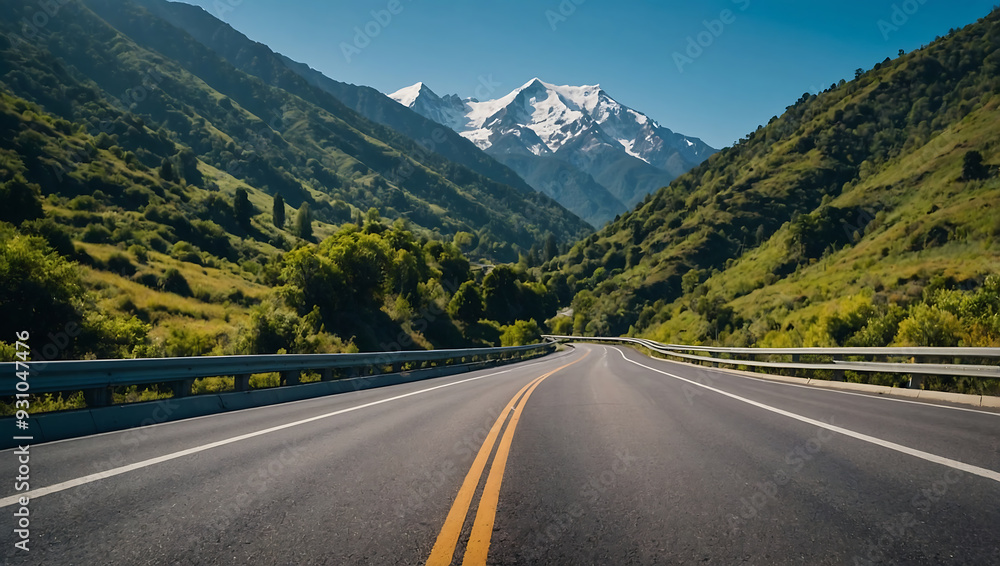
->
426, 350, 589, 566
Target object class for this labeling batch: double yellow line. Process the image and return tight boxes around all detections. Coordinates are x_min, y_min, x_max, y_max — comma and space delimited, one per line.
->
426, 351, 588, 566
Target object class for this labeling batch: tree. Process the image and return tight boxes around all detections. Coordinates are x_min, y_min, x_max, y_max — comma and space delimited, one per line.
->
854, 68, 864, 80
500, 320, 541, 347
272, 193, 285, 229
894, 304, 963, 347
158, 158, 175, 182
681, 269, 705, 295
447, 281, 483, 324
543, 233, 558, 262
0, 178, 44, 225
962, 150, 987, 180
0, 228, 83, 343
176, 149, 203, 185
294, 203, 313, 241
625, 245, 642, 269
234, 188, 254, 228
482, 265, 523, 324
0, 227, 149, 359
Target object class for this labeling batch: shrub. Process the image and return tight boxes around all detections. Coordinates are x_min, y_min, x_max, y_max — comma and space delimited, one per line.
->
20, 218, 75, 257
0, 178, 44, 224
159, 268, 192, 297
500, 319, 541, 347
67, 195, 100, 211
170, 241, 202, 265
81, 223, 112, 243
127, 244, 149, 263
106, 252, 135, 276
894, 304, 964, 347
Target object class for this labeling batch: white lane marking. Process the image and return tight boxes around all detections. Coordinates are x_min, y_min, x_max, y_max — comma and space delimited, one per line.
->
612, 347, 1000, 484
624, 346, 1000, 418
0, 351, 582, 508
10, 349, 577, 451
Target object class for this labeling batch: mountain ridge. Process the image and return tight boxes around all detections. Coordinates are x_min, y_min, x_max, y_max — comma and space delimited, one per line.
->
390, 78, 715, 225
541, 9, 1000, 358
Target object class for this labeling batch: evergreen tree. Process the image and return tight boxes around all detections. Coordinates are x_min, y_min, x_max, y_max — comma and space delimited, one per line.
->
158, 158, 175, 182
272, 193, 285, 229
963, 150, 987, 180
543, 233, 558, 262
234, 188, 254, 228
447, 281, 483, 324
294, 203, 313, 241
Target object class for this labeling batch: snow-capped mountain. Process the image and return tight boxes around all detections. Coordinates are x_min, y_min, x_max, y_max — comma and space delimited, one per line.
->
389, 78, 716, 225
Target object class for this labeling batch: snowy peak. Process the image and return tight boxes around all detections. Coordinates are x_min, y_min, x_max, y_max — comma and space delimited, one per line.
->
388, 82, 432, 108
388, 77, 716, 222
389, 78, 712, 168
390, 82, 468, 132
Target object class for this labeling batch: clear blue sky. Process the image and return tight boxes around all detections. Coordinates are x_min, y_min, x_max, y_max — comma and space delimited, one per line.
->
178, 0, 996, 149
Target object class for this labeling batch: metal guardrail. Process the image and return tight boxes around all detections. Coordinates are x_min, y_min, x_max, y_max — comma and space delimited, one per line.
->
544, 335, 1000, 389
0, 343, 555, 407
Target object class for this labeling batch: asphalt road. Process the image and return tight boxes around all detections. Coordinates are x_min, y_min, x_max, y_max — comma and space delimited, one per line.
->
2, 344, 999, 565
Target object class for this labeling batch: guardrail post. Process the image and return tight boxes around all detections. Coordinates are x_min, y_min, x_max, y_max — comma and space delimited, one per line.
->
83, 387, 112, 408
908, 374, 923, 389
281, 370, 300, 386
172, 379, 195, 398
831, 354, 845, 381
234, 374, 251, 392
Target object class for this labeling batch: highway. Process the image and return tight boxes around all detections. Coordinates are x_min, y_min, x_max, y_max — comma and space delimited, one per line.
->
2, 344, 999, 565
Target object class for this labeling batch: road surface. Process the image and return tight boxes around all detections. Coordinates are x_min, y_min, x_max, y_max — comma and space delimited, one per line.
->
2, 344, 998, 565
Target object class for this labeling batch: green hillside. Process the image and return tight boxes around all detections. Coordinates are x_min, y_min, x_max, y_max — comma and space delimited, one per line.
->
543, 9, 1000, 358
0, 0, 589, 262
0, 0, 585, 377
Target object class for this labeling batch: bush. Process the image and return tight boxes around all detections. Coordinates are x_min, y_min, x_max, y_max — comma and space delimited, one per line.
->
894, 304, 964, 346
235, 300, 323, 354
0, 226, 83, 345
20, 218, 75, 257
127, 244, 149, 263
170, 241, 202, 265
106, 252, 135, 276
0, 178, 43, 224
81, 223, 112, 243
67, 195, 100, 211
159, 268, 192, 297
164, 327, 216, 357
500, 319, 541, 347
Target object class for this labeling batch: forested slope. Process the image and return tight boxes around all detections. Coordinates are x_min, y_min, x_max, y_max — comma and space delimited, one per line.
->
543, 9, 1000, 358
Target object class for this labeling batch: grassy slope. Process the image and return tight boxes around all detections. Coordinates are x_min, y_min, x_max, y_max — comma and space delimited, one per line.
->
650, 98, 1000, 346
1, 0, 590, 262
543, 8, 1000, 349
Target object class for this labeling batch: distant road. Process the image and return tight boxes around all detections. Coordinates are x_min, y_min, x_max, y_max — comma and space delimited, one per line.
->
3, 344, 998, 565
